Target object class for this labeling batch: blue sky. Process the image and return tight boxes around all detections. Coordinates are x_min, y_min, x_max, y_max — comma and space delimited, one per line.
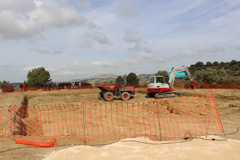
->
0, 0, 239, 82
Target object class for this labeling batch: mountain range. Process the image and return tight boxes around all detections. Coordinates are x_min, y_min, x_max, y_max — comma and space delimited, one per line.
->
71, 73, 154, 84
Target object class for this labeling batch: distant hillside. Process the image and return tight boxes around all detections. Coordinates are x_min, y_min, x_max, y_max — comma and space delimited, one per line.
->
189, 60, 240, 81
92, 74, 118, 79
138, 74, 154, 83
73, 73, 154, 84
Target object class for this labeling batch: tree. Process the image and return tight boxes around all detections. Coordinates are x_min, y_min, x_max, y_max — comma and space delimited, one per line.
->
155, 70, 169, 82
220, 62, 225, 66
27, 67, 50, 87
230, 60, 237, 66
195, 68, 218, 82
218, 68, 228, 82
206, 61, 212, 66
115, 76, 124, 84
226, 68, 231, 74
235, 70, 240, 76
0, 81, 14, 92
194, 68, 228, 82
213, 61, 219, 65
126, 72, 139, 85
195, 61, 204, 67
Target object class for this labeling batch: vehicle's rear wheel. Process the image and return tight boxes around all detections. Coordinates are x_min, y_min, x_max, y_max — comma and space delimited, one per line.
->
98, 92, 103, 100
121, 92, 130, 101
104, 92, 114, 101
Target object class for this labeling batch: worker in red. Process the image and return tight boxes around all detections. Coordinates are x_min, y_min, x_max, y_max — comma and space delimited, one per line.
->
23, 82, 27, 92
191, 80, 196, 90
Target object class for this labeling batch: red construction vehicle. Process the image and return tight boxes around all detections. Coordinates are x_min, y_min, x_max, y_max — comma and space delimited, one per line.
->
97, 75, 135, 101
147, 65, 195, 99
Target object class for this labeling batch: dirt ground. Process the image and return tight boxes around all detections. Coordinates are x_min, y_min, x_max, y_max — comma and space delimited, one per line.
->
0, 88, 240, 160
43, 136, 240, 160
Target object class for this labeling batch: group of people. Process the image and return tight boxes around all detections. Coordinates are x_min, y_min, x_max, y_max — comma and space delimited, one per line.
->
40, 82, 81, 91
19, 83, 27, 92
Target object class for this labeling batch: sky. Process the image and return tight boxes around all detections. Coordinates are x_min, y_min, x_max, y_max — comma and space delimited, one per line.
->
0, 0, 240, 82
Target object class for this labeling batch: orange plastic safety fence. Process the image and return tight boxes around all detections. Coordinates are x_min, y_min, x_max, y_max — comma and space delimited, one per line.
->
0, 92, 224, 143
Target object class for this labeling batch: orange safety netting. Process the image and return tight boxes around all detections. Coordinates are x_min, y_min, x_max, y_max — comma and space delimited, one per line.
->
0, 92, 224, 144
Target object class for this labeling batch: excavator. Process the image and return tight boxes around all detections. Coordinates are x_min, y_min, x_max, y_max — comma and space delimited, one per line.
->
147, 65, 196, 99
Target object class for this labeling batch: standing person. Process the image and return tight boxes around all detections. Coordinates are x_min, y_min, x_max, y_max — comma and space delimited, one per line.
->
74, 81, 78, 89
191, 80, 196, 90
68, 82, 71, 89
72, 82, 75, 89
20, 83, 23, 92
40, 83, 43, 90
64, 82, 66, 89
47, 83, 51, 91
52, 83, 54, 90
23, 82, 27, 92
79, 82, 81, 89
44, 83, 47, 91
123, 74, 127, 88
75, 82, 79, 89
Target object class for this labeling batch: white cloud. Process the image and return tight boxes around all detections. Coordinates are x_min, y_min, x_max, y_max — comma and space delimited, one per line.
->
124, 59, 140, 68
134, 52, 154, 59
85, 7, 117, 28
174, 46, 225, 57
129, 42, 142, 50
35, 48, 62, 55
86, 31, 109, 44
175, 24, 193, 31
66, 62, 86, 69
48, 62, 86, 72
90, 60, 115, 67
0, 0, 36, 12
53, 50, 62, 55
124, 31, 142, 43
0, 62, 9, 67
22, 66, 42, 71
77, 1, 91, 9
237, 45, 240, 50
125, 51, 167, 70
79, 40, 92, 48
21, 62, 87, 79
225, 0, 240, 8
128, 41, 149, 51
152, 57, 167, 63
0, 1, 86, 40
116, 1, 136, 18
54, 71, 75, 76
36, 48, 48, 54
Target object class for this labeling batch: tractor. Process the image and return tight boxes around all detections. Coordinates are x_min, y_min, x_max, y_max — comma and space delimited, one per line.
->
97, 76, 135, 101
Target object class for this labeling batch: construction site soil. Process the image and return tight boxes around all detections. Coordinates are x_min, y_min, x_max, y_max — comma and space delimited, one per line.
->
0, 88, 240, 160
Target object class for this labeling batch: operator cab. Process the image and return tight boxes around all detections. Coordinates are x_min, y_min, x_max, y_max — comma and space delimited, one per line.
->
149, 76, 165, 84
147, 76, 170, 93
